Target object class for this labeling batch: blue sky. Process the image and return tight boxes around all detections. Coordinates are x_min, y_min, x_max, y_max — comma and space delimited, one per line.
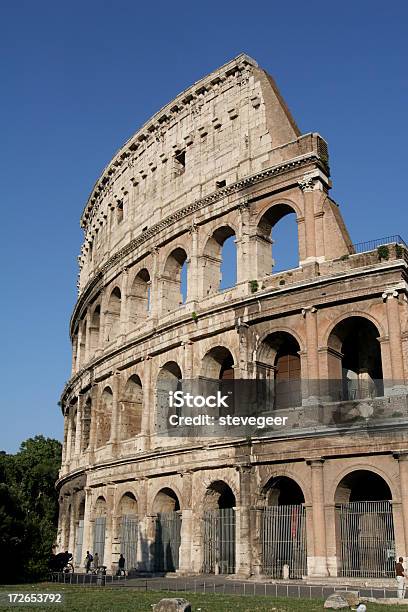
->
1, 1, 407, 453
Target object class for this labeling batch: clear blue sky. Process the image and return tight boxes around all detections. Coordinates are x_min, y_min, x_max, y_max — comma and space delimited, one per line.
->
1, 1, 407, 453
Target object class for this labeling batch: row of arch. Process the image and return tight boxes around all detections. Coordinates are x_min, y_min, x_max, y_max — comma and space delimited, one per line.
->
65, 315, 385, 457
73, 203, 300, 371
62, 468, 395, 577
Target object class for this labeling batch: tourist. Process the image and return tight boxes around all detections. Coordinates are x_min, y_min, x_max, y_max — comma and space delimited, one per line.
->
396, 556, 406, 599
93, 552, 100, 570
117, 553, 125, 576
85, 551, 93, 573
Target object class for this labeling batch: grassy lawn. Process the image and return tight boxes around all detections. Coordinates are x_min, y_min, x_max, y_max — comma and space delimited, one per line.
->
0, 585, 405, 611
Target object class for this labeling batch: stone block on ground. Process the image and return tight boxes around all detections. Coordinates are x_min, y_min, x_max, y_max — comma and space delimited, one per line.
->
152, 598, 192, 612
323, 593, 350, 609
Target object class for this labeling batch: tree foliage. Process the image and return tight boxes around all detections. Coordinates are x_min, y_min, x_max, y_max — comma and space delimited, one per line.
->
0, 436, 61, 583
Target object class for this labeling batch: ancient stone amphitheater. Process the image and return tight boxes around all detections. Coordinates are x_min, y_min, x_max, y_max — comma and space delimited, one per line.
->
57, 54, 408, 580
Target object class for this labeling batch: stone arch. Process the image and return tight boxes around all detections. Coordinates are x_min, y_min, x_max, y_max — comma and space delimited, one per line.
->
128, 268, 151, 326
152, 487, 180, 513
326, 315, 383, 400
201, 346, 235, 380
203, 480, 236, 510
261, 475, 305, 506
322, 310, 385, 346
106, 287, 121, 342
78, 316, 87, 367
94, 495, 107, 517
254, 201, 299, 276
118, 491, 139, 516
331, 466, 395, 504
89, 303, 101, 355
96, 386, 112, 448
162, 247, 188, 312
202, 225, 237, 295
119, 374, 143, 440
256, 331, 301, 409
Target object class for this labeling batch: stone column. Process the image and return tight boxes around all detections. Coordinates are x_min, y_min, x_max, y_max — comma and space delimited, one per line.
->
104, 485, 116, 572
396, 453, 408, 560
383, 290, 406, 390
88, 385, 99, 457
298, 175, 318, 263
178, 471, 193, 574
308, 459, 328, 576
141, 357, 152, 450
302, 306, 320, 402
183, 341, 194, 379
109, 372, 121, 453
74, 395, 84, 457
150, 247, 160, 321
236, 199, 250, 284
82, 487, 93, 560
68, 494, 76, 553
187, 224, 199, 303
65, 412, 73, 466
61, 414, 69, 466
236, 465, 252, 576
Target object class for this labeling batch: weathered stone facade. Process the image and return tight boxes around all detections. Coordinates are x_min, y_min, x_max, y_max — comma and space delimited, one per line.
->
57, 54, 408, 579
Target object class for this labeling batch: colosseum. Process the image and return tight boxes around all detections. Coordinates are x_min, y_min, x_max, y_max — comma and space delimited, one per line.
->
57, 54, 408, 580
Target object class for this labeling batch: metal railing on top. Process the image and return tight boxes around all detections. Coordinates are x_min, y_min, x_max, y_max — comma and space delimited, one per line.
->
352, 235, 407, 254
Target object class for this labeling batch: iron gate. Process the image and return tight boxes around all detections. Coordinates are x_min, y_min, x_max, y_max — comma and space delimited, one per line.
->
121, 514, 139, 570
75, 519, 84, 565
154, 511, 181, 572
203, 508, 236, 574
261, 505, 307, 578
93, 516, 106, 564
338, 500, 395, 577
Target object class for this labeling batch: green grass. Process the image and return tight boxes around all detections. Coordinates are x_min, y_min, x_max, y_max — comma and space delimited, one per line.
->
0, 584, 405, 611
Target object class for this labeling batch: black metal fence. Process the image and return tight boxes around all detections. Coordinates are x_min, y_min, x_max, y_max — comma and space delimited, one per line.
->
352, 235, 407, 254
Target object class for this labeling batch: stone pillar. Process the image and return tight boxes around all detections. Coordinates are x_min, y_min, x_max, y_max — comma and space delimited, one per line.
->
383, 290, 406, 390
183, 341, 194, 379
82, 487, 93, 560
178, 471, 193, 574
61, 414, 69, 466
88, 385, 99, 457
302, 306, 320, 402
308, 459, 328, 576
236, 466, 252, 576
298, 175, 318, 263
65, 413, 73, 466
150, 247, 160, 321
236, 199, 250, 284
68, 495, 76, 553
109, 372, 121, 453
74, 396, 84, 457
120, 269, 129, 340
104, 485, 116, 572
396, 453, 408, 560
141, 357, 152, 449
187, 224, 199, 303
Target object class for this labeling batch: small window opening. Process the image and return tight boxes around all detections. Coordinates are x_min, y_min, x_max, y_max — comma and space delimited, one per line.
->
116, 200, 124, 224
216, 179, 226, 189
174, 150, 186, 175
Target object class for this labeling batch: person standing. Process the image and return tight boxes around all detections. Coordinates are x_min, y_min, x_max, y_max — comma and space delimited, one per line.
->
396, 556, 406, 599
85, 551, 93, 573
118, 553, 126, 576
93, 552, 100, 571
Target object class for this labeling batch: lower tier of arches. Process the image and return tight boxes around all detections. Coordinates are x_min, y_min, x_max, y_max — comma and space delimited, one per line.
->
57, 452, 408, 579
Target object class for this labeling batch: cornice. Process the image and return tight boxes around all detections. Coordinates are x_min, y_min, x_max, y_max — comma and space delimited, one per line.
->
72, 152, 324, 333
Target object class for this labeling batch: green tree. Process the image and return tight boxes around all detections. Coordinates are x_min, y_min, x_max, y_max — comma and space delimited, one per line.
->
0, 436, 61, 582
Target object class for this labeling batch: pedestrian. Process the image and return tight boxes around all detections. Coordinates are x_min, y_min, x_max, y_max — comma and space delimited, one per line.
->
93, 552, 100, 570
117, 553, 125, 576
396, 556, 406, 599
85, 550, 93, 573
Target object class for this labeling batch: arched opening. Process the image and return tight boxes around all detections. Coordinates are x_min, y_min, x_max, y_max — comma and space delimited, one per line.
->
70, 404, 77, 458
256, 204, 298, 276
119, 492, 139, 572
201, 346, 234, 380
106, 287, 121, 343
93, 496, 107, 565
335, 470, 394, 578
202, 226, 236, 296
152, 488, 181, 572
129, 269, 151, 326
81, 398, 92, 451
261, 476, 307, 578
156, 361, 182, 433
203, 481, 236, 574
120, 375, 143, 440
257, 332, 301, 409
162, 248, 188, 313
75, 499, 85, 565
328, 316, 383, 400
96, 387, 112, 448
89, 305, 100, 356
78, 317, 87, 367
